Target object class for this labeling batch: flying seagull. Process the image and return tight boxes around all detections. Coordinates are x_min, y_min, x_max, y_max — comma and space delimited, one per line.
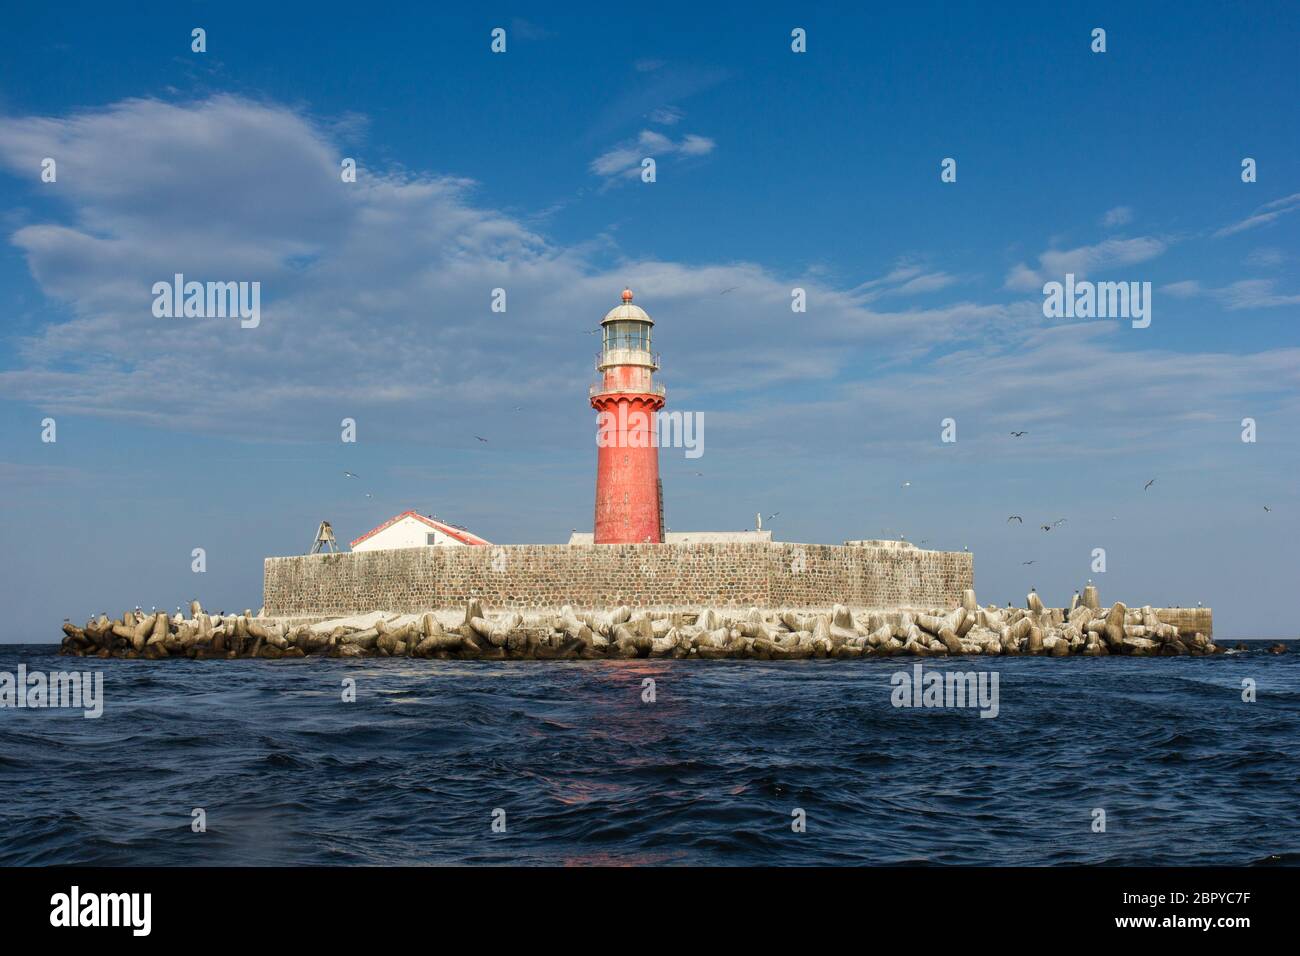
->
1144, 478, 1156, 491
343, 471, 359, 479
474, 435, 488, 442
901, 481, 911, 488
1010, 431, 1028, 437
720, 286, 738, 295
1264, 505, 1271, 512
1007, 515, 1023, 523
766, 512, 780, 520
1022, 560, 1036, 565
581, 327, 601, 335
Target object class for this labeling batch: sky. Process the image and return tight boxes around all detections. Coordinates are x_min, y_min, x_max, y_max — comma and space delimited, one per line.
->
0, 1, 1297, 639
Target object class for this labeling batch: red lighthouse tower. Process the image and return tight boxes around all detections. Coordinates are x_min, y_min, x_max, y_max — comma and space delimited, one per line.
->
591, 288, 666, 544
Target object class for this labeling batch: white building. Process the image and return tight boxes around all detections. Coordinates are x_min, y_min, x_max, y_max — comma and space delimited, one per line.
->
350, 511, 491, 552
567, 531, 772, 545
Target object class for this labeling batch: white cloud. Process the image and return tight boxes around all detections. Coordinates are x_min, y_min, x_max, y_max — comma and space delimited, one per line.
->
1161, 280, 1202, 298
1214, 192, 1300, 237
589, 128, 715, 182
846, 261, 961, 300
1005, 236, 1167, 289
1158, 277, 1300, 310
1003, 262, 1043, 293
1164, 277, 1294, 310
0, 97, 999, 441
678, 133, 715, 156
1101, 206, 1133, 228
890, 271, 959, 296
648, 106, 682, 125
0, 94, 1292, 471
1215, 279, 1300, 311
1245, 247, 1286, 268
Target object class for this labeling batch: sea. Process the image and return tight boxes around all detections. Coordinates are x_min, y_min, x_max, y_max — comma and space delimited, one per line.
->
1, 642, 1296, 866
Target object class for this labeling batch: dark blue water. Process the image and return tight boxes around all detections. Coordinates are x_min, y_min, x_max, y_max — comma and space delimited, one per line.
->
2, 643, 1297, 866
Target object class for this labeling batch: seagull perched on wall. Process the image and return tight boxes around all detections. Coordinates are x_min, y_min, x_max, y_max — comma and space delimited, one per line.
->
1144, 478, 1156, 491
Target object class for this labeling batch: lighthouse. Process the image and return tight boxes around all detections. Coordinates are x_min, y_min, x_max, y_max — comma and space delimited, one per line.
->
590, 288, 666, 543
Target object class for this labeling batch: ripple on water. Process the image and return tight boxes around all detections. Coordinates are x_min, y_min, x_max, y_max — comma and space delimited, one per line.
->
0, 643, 1297, 865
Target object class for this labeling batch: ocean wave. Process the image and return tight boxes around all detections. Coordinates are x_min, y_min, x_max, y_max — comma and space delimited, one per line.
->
1, 642, 1297, 865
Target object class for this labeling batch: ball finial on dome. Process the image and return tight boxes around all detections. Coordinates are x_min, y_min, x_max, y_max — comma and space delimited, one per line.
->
621, 287, 634, 303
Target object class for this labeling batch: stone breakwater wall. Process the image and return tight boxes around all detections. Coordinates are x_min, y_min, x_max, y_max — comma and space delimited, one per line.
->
56, 588, 1224, 661
262, 541, 974, 617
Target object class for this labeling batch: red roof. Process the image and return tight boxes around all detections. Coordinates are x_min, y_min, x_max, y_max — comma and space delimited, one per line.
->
349, 511, 492, 549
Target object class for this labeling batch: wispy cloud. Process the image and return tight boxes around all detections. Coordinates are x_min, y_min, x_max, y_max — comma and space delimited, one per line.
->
1245, 246, 1287, 269
1160, 277, 1300, 310
509, 18, 554, 41
590, 128, 716, 183
1005, 237, 1167, 290
648, 106, 682, 125
1100, 206, 1133, 228
847, 261, 961, 301
1214, 192, 1300, 238
1214, 279, 1300, 310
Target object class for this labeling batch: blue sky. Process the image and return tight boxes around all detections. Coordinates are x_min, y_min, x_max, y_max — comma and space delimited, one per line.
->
1, 1, 1297, 638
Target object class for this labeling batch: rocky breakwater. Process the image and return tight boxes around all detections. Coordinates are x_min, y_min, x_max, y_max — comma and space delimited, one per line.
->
58, 587, 1222, 660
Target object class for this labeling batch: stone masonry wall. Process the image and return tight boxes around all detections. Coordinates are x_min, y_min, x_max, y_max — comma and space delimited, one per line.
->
263, 542, 974, 616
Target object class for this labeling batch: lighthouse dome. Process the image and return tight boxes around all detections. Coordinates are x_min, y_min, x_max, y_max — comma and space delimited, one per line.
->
602, 303, 652, 324
602, 288, 654, 325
